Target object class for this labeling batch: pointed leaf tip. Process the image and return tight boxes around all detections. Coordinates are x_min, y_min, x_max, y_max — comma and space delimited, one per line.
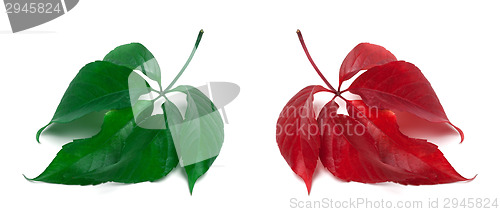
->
36, 123, 50, 143
305, 178, 312, 195
189, 180, 195, 195
449, 123, 465, 143
184, 156, 218, 195
23, 174, 33, 182
469, 174, 477, 181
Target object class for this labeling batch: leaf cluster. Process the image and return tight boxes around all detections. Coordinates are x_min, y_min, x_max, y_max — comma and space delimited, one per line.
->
32, 30, 224, 194
276, 30, 471, 194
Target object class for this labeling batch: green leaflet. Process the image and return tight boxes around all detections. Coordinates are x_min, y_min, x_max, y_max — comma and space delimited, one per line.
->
168, 85, 224, 193
36, 61, 134, 142
32, 107, 180, 185
36, 42, 162, 142
33, 30, 225, 193
104, 43, 162, 84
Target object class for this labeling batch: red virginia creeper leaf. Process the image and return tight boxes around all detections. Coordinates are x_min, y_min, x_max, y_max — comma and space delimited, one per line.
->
347, 100, 470, 184
288, 32, 470, 192
318, 100, 422, 183
339, 43, 397, 88
276, 85, 330, 193
348, 61, 464, 142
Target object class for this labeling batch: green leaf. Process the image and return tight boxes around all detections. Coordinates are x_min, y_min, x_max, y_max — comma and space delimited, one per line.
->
31, 107, 180, 185
104, 43, 162, 84
37, 61, 134, 142
168, 85, 224, 193
32, 31, 225, 193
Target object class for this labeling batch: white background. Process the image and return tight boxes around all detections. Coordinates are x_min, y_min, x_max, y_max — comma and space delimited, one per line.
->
1, 0, 499, 211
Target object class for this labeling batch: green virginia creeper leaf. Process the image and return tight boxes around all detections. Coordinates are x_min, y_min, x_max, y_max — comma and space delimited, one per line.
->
33, 30, 224, 193
168, 85, 224, 193
32, 107, 180, 185
104, 43, 162, 84
37, 61, 134, 142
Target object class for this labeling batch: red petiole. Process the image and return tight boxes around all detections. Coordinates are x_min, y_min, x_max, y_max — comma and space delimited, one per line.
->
296, 30, 340, 95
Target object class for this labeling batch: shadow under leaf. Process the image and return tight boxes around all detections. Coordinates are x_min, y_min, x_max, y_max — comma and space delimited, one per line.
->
41, 111, 106, 145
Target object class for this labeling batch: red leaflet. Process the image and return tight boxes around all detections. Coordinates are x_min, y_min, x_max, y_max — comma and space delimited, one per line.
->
348, 61, 464, 142
347, 100, 469, 184
276, 85, 330, 194
276, 30, 470, 193
318, 100, 421, 183
338, 43, 397, 89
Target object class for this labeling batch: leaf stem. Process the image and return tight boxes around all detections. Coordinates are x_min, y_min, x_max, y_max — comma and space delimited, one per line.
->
154, 88, 177, 103
157, 82, 170, 130
334, 93, 349, 103
296, 29, 338, 94
165, 29, 204, 91
151, 89, 161, 95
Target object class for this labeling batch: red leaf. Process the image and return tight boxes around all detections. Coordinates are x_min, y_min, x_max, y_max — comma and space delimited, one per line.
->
276, 85, 330, 193
347, 100, 470, 184
286, 33, 470, 193
339, 43, 397, 87
318, 100, 422, 183
348, 61, 464, 142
